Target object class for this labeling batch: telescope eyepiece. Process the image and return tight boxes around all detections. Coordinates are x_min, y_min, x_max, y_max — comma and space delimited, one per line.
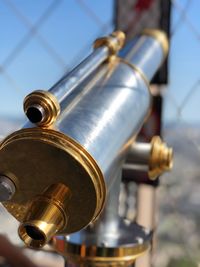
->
23, 90, 60, 127
25, 225, 45, 241
26, 104, 45, 124
18, 183, 71, 249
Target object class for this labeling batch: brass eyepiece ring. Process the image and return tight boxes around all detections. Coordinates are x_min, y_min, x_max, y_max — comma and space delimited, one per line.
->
149, 136, 173, 179
23, 90, 60, 127
94, 31, 126, 56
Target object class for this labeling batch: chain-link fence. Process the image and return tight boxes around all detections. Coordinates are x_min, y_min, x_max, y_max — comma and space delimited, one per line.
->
0, 1, 200, 267
0, 0, 113, 119
158, 1, 200, 266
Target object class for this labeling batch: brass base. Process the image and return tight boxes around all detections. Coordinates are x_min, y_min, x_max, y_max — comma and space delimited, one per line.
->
53, 219, 152, 267
0, 128, 106, 238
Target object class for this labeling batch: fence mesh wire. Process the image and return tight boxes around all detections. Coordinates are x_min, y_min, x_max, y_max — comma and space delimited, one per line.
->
0, 1, 199, 267
0, 0, 113, 118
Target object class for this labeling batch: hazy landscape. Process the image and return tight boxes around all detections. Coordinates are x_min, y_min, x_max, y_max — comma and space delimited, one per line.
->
155, 123, 200, 267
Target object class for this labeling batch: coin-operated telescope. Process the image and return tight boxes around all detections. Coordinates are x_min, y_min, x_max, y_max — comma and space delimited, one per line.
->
0, 29, 172, 266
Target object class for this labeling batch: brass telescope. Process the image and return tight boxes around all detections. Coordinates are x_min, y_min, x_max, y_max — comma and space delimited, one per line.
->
0, 29, 173, 265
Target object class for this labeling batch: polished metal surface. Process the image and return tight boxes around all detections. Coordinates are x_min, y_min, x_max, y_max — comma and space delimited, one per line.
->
0, 30, 169, 249
53, 31, 168, 265
23, 31, 125, 126
124, 142, 151, 172
54, 59, 151, 185
18, 183, 71, 248
97, 169, 122, 231
54, 170, 151, 267
0, 129, 105, 236
54, 218, 151, 267
142, 29, 169, 57
123, 137, 173, 180
120, 35, 165, 81
49, 31, 125, 104
49, 47, 108, 103
23, 90, 60, 126
0, 175, 16, 202
148, 136, 173, 179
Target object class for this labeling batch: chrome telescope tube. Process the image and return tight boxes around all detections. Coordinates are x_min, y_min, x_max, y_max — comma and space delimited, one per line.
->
23, 31, 125, 126
0, 29, 169, 248
50, 31, 126, 103
119, 29, 168, 81
55, 61, 150, 184
53, 30, 169, 266
49, 47, 109, 103
53, 29, 168, 184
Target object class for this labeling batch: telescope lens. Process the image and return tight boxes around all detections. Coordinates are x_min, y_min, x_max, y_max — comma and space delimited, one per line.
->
25, 225, 44, 241
26, 105, 44, 124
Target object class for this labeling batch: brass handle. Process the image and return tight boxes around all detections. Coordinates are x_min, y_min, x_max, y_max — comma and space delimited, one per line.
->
18, 183, 71, 248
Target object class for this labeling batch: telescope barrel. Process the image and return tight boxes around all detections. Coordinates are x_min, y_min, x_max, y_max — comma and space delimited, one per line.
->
120, 29, 168, 81
0, 29, 169, 248
49, 47, 108, 103
55, 59, 151, 183
53, 29, 168, 184
24, 31, 125, 126
50, 31, 126, 103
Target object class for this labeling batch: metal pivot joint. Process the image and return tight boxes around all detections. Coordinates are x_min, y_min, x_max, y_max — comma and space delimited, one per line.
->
124, 136, 173, 180
149, 136, 173, 179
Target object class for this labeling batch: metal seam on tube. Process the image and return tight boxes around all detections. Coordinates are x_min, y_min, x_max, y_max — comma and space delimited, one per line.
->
118, 57, 150, 89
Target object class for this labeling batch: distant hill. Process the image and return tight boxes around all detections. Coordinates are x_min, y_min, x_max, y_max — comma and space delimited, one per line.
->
155, 123, 200, 267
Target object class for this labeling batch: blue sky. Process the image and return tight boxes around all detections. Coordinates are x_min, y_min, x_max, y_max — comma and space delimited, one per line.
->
164, 0, 200, 123
0, 0, 113, 118
0, 0, 200, 124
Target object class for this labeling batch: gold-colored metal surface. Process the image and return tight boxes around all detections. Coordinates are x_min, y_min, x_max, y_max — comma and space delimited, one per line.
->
23, 90, 60, 126
53, 238, 149, 267
111, 31, 126, 50
0, 128, 106, 236
142, 29, 169, 57
148, 136, 173, 179
94, 31, 126, 56
18, 183, 71, 248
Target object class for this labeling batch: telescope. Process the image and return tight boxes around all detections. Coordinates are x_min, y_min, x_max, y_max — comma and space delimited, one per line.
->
0, 29, 173, 266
